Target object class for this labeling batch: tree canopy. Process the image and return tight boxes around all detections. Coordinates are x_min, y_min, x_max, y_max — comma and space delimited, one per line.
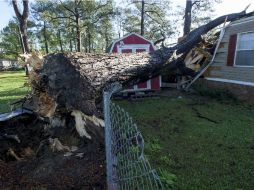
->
0, 0, 222, 58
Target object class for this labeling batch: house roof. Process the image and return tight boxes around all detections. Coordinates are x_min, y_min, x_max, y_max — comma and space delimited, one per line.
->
228, 15, 254, 27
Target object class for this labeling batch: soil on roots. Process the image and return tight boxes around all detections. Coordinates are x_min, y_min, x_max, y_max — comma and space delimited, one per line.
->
0, 114, 106, 190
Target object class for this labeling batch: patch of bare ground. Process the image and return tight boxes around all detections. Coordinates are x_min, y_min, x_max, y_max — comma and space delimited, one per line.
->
0, 114, 106, 190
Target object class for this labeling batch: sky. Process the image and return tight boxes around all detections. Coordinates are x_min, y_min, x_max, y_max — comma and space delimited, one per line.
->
0, 0, 253, 31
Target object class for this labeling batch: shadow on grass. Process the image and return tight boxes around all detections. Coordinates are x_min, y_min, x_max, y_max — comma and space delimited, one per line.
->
0, 88, 29, 97
117, 96, 254, 189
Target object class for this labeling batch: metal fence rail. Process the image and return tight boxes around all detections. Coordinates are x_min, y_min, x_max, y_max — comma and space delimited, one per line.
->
103, 83, 163, 190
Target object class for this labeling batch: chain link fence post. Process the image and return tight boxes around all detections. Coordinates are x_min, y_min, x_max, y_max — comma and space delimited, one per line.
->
104, 82, 122, 190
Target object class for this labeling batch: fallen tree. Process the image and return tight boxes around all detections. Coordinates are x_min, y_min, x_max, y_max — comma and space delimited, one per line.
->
0, 9, 253, 189
23, 10, 253, 141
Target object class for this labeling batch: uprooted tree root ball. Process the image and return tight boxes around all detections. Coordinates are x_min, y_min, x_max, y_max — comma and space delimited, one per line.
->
0, 114, 106, 190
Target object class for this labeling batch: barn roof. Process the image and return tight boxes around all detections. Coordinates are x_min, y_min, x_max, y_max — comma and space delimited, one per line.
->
106, 32, 155, 53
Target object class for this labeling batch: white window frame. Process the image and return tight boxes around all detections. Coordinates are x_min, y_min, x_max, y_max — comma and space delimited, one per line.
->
234, 31, 254, 68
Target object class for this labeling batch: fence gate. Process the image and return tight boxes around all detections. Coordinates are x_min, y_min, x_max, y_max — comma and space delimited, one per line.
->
103, 82, 163, 190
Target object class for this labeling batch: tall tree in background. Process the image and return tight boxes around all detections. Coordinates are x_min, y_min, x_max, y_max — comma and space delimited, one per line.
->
47, 0, 83, 52
45, 0, 114, 52
80, 0, 114, 53
118, 0, 174, 46
30, 0, 114, 53
0, 21, 23, 58
183, 0, 221, 36
0, 19, 36, 58
140, 0, 145, 36
12, 0, 30, 53
98, 17, 114, 51
31, 0, 53, 53
183, 0, 192, 36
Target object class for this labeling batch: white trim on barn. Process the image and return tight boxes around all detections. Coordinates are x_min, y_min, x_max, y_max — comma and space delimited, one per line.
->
109, 32, 156, 53
117, 44, 150, 53
147, 79, 151, 89
205, 77, 254, 87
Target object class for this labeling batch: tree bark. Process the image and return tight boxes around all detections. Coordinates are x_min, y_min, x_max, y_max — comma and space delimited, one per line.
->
140, 0, 145, 36
58, 30, 63, 52
69, 39, 73, 52
183, 0, 192, 36
76, 19, 81, 52
43, 21, 49, 54
88, 32, 91, 53
12, 0, 30, 53
105, 32, 109, 51
75, 7, 81, 52
17, 25, 25, 54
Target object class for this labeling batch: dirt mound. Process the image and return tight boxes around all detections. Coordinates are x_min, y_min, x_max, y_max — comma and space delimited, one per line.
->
0, 113, 106, 190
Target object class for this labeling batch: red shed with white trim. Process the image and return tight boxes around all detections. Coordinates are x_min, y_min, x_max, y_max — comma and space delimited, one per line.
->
107, 32, 161, 92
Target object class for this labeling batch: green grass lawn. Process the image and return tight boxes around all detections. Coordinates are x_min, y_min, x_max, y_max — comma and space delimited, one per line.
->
118, 96, 254, 189
0, 71, 30, 113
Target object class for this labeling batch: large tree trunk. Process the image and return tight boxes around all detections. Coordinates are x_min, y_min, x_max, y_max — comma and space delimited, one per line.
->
20, 20, 30, 53
28, 52, 160, 117
75, 10, 81, 52
43, 21, 49, 54
17, 25, 25, 54
140, 0, 145, 36
25, 10, 252, 140
88, 32, 91, 53
58, 30, 63, 52
183, 0, 192, 36
69, 39, 73, 52
76, 21, 81, 52
12, 0, 30, 53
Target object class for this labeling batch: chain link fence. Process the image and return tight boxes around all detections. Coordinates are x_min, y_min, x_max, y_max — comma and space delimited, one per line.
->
103, 82, 163, 190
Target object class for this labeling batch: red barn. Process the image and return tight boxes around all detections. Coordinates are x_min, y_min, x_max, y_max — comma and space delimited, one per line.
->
107, 32, 161, 92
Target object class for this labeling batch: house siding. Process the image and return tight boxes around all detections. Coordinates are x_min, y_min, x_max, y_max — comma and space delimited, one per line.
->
197, 79, 254, 102
205, 17, 254, 83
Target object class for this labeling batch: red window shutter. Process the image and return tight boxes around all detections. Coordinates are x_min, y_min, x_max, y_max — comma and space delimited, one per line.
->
227, 34, 237, 66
